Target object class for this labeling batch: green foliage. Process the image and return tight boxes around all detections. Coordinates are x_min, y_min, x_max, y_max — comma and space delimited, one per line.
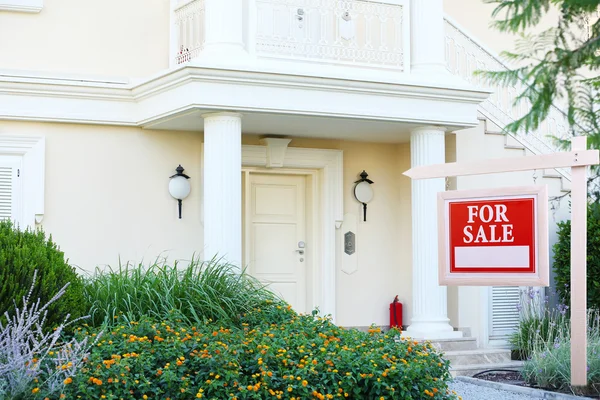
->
0, 219, 86, 328
84, 259, 282, 328
480, 0, 600, 195
54, 307, 456, 400
521, 309, 600, 397
553, 202, 600, 309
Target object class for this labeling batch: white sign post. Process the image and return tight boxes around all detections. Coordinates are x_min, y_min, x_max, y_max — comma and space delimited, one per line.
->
404, 136, 598, 387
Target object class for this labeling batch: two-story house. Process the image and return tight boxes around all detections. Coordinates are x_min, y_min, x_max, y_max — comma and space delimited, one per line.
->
0, 0, 572, 361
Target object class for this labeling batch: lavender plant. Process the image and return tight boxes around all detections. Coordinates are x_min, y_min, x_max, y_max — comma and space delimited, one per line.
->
510, 287, 569, 356
521, 309, 600, 395
511, 287, 600, 395
0, 271, 97, 399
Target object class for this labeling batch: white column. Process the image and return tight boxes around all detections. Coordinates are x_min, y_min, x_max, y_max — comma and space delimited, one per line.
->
410, 0, 446, 74
406, 126, 462, 339
203, 0, 247, 59
203, 112, 242, 267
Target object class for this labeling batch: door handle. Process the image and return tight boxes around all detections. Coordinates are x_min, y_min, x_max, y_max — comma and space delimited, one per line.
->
295, 249, 305, 255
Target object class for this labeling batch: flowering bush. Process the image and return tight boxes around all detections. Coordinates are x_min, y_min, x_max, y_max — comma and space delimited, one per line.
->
52, 305, 456, 400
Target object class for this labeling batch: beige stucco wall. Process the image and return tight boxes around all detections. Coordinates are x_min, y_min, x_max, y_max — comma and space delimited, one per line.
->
0, 0, 170, 78
0, 123, 415, 328
0, 121, 203, 274
3, 118, 570, 337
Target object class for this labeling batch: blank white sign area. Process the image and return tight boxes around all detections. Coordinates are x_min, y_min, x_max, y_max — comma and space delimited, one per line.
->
455, 246, 530, 268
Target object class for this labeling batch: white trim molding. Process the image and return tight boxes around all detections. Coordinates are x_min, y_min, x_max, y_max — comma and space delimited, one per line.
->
242, 145, 343, 321
0, 65, 489, 130
0, 0, 42, 13
0, 135, 45, 227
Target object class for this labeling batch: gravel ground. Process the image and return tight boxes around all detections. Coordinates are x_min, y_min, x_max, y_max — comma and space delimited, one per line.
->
449, 379, 537, 399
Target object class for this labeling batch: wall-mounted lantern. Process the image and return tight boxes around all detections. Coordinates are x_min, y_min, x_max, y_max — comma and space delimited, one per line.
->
353, 170, 374, 221
168, 165, 191, 219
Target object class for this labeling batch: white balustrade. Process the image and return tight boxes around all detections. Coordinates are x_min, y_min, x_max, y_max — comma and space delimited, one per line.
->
444, 16, 573, 180
255, 0, 407, 70
173, 0, 407, 71
174, 0, 205, 65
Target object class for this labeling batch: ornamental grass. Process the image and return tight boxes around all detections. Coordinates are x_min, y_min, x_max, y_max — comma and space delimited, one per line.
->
84, 258, 280, 328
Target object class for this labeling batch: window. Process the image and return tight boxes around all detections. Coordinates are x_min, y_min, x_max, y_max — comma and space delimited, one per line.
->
0, 136, 45, 228
0, 0, 43, 13
0, 156, 22, 224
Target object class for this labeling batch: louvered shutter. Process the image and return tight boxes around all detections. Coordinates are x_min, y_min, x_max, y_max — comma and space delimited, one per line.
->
0, 164, 13, 220
490, 286, 521, 340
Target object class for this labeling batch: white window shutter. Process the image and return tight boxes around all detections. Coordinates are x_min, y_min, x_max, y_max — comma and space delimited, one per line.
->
0, 165, 13, 220
490, 286, 521, 340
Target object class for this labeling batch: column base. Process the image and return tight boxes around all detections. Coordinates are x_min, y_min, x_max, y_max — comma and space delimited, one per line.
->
403, 321, 463, 340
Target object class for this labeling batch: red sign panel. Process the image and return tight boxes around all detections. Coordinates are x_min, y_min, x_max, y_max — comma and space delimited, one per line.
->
438, 187, 549, 286
449, 198, 535, 273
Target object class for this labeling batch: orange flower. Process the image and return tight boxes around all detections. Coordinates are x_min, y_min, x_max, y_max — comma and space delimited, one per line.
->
63, 377, 73, 384
32, 388, 40, 394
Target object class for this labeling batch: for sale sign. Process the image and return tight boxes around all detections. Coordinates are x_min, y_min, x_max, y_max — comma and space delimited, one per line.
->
438, 186, 549, 286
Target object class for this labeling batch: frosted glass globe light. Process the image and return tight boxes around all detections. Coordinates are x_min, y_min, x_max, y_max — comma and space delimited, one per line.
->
354, 181, 373, 203
169, 165, 191, 219
169, 176, 191, 200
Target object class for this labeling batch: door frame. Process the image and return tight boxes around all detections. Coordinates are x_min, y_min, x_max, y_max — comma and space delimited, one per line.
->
241, 145, 343, 321
242, 168, 316, 314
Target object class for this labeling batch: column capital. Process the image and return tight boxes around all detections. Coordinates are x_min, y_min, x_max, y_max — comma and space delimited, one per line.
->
410, 126, 447, 135
202, 112, 243, 120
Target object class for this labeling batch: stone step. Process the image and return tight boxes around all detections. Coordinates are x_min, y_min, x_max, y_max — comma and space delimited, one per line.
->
424, 337, 478, 352
451, 361, 524, 377
444, 348, 512, 366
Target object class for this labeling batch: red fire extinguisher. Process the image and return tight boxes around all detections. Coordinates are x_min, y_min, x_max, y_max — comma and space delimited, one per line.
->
389, 295, 402, 329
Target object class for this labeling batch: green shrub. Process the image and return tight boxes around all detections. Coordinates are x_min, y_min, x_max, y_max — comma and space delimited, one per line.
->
84, 259, 282, 328
553, 202, 600, 309
56, 307, 456, 400
0, 219, 86, 328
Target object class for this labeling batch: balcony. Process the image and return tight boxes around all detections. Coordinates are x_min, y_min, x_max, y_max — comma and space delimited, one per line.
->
174, 0, 409, 72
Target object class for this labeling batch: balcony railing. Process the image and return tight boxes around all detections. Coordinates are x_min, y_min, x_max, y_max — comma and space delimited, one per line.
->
174, 0, 408, 71
174, 0, 205, 65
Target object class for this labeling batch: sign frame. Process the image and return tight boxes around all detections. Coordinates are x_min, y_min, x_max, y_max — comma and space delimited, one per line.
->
438, 185, 549, 286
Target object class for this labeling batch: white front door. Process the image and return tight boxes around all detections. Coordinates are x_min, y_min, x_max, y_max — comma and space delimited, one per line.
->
244, 172, 308, 313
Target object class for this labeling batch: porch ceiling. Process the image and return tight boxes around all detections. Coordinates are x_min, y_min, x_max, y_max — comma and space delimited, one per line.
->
143, 109, 419, 143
